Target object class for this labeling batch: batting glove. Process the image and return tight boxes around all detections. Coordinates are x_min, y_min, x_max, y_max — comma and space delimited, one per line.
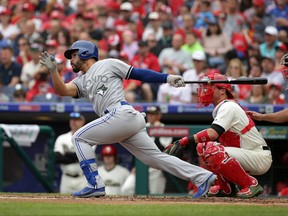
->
39, 51, 57, 73
167, 75, 185, 87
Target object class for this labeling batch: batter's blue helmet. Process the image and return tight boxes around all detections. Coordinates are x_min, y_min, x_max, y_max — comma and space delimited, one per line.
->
64, 40, 98, 60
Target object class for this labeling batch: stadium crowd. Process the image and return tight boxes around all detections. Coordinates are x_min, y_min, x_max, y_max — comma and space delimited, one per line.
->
0, 0, 287, 104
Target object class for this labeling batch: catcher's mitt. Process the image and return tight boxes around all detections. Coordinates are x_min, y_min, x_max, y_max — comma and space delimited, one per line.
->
163, 140, 184, 159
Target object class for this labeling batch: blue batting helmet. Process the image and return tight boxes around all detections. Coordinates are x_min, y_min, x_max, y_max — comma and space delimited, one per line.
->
64, 40, 98, 60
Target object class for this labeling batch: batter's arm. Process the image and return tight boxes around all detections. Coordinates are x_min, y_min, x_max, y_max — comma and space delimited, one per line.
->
39, 51, 78, 97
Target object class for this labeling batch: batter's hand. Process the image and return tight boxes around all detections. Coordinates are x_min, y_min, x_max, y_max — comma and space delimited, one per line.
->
39, 51, 57, 72
167, 75, 186, 87
163, 140, 184, 159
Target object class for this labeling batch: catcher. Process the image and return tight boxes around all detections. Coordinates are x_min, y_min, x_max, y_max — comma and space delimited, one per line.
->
165, 72, 272, 198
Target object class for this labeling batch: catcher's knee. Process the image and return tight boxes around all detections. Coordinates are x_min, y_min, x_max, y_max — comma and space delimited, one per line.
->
200, 142, 230, 171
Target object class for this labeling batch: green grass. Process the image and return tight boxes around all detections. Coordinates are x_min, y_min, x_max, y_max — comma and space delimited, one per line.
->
0, 202, 287, 216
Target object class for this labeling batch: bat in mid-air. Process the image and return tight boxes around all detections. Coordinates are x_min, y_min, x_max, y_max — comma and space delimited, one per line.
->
184, 77, 268, 85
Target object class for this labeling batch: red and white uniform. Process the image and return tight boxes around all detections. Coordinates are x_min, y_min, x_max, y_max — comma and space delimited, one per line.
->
212, 100, 272, 175
98, 165, 130, 195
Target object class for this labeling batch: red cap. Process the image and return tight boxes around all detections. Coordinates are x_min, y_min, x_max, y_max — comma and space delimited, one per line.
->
119, 51, 129, 59
276, 42, 287, 52
106, 1, 120, 10
101, 145, 117, 156
50, 10, 63, 20
253, 0, 265, 6
0, 8, 11, 16
46, 39, 59, 48
83, 12, 96, 20
108, 34, 120, 46
55, 54, 66, 64
22, 2, 35, 11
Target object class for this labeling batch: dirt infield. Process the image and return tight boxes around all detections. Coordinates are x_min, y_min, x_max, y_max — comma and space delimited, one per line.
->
0, 194, 287, 206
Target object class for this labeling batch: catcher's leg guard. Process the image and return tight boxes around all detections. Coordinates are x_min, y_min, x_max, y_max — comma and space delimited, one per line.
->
73, 159, 105, 198
204, 142, 258, 190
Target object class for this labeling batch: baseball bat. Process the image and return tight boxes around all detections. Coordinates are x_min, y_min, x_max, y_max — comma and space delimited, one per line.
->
184, 77, 268, 85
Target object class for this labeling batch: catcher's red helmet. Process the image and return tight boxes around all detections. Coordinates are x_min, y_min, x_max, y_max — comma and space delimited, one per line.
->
197, 72, 234, 107
101, 145, 117, 157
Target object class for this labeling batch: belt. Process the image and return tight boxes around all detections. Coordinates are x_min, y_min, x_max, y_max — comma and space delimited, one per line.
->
64, 173, 81, 178
262, 146, 270, 151
104, 101, 130, 114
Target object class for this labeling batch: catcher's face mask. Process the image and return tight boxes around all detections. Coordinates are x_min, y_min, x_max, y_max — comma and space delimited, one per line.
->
280, 53, 288, 90
197, 84, 215, 107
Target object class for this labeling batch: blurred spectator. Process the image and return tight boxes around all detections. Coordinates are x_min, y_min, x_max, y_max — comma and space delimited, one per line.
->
62, 0, 76, 16
182, 51, 207, 100
54, 112, 87, 194
98, 145, 130, 195
158, 21, 173, 51
131, 40, 161, 101
248, 64, 262, 78
20, 43, 43, 88
20, 2, 42, 32
142, 12, 163, 41
55, 54, 76, 83
202, 19, 233, 68
121, 30, 138, 61
245, 85, 269, 104
274, 43, 287, 72
0, 46, 21, 87
146, 33, 163, 56
259, 26, 280, 58
46, 39, 59, 55
268, 0, 288, 33
56, 28, 71, 47
12, 83, 26, 102
0, 8, 19, 40
175, 13, 201, 39
192, 0, 216, 31
157, 66, 192, 104
267, 83, 285, 104
226, 58, 251, 100
70, 24, 85, 44
222, 0, 246, 40
114, 2, 143, 42
16, 36, 31, 66
181, 32, 204, 56
25, 65, 55, 102
16, 19, 42, 45
244, 0, 276, 43
158, 33, 192, 75
41, 18, 62, 43
260, 56, 285, 85
105, 1, 121, 30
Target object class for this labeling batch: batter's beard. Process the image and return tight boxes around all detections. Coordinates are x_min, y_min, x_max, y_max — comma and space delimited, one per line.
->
71, 61, 82, 73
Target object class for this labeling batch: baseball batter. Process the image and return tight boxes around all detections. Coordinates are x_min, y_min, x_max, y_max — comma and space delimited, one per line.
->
166, 72, 273, 198
40, 40, 216, 198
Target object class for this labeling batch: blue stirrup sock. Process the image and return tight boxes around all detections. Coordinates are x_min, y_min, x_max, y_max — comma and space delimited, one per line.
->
80, 158, 100, 188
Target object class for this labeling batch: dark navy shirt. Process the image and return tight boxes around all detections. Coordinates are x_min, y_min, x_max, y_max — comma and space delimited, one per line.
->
0, 61, 22, 85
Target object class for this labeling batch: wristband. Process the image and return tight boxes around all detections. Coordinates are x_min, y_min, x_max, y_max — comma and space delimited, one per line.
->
179, 136, 196, 146
196, 130, 211, 143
